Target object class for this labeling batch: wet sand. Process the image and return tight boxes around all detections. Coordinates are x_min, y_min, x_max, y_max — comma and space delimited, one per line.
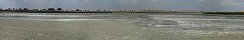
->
0, 13, 244, 40
0, 20, 147, 40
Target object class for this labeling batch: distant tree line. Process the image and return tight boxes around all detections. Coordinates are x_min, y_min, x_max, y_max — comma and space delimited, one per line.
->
0, 8, 90, 11
0, 8, 114, 13
0, 8, 205, 13
0, 8, 116, 12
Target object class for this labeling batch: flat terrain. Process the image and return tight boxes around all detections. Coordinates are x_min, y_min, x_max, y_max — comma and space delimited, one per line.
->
0, 13, 244, 40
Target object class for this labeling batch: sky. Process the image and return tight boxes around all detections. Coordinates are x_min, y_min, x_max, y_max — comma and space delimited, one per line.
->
0, 0, 244, 11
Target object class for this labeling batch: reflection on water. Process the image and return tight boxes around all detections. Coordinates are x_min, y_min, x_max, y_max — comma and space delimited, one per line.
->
0, 13, 244, 40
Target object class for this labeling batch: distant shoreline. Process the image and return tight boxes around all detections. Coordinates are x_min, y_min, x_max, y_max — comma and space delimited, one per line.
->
1, 10, 244, 15
203, 12, 244, 15
0, 10, 202, 13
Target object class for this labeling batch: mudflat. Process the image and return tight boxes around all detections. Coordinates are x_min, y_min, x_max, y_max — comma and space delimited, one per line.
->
0, 13, 244, 40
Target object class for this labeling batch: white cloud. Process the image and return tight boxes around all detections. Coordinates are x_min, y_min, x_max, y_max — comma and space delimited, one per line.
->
66, 0, 89, 2
0, 0, 16, 8
223, 2, 241, 5
117, 0, 138, 4
222, 0, 243, 5
197, 0, 206, 2
150, 0, 158, 2
83, 0, 89, 2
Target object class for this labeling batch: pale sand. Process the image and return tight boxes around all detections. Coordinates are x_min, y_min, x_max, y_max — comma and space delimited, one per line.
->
0, 19, 150, 40
1, 19, 244, 40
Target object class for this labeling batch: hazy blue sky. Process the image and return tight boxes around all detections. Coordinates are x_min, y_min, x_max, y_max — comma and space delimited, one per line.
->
0, 0, 244, 11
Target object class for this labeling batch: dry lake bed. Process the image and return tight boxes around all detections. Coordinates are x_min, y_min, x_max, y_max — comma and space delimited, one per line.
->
0, 13, 244, 40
